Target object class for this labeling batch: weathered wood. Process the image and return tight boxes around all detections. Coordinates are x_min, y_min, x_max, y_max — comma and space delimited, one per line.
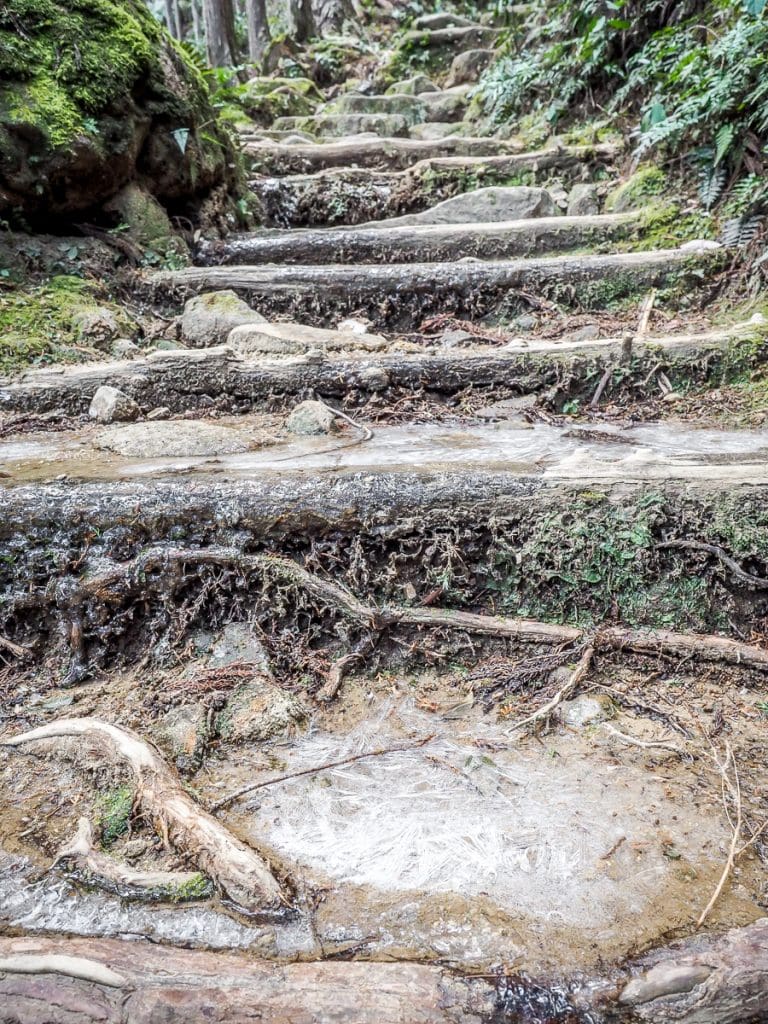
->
402, 24, 497, 49
152, 249, 712, 327
0, 936, 493, 1024
249, 144, 620, 226
1, 719, 285, 915
1, 922, 767, 1024
0, 328, 745, 415
245, 134, 527, 174
198, 213, 639, 266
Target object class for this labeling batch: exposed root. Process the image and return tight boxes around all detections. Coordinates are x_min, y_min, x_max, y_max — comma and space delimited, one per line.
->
16, 546, 768, 686
0, 953, 127, 988
603, 724, 685, 756
658, 539, 768, 591
0, 718, 286, 915
506, 646, 594, 734
53, 817, 213, 903
0, 634, 30, 659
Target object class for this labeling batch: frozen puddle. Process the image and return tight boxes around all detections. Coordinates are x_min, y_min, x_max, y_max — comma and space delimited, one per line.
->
2, 420, 768, 484
249, 702, 712, 925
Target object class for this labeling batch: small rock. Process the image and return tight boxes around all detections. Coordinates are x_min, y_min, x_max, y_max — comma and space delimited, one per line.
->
561, 695, 606, 727
209, 623, 272, 673
662, 391, 682, 403
440, 329, 475, 348
680, 239, 722, 252
111, 338, 140, 359
358, 366, 390, 390
181, 291, 266, 348
72, 307, 121, 349
122, 839, 150, 863
445, 48, 495, 88
567, 324, 601, 343
750, 312, 767, 325
154, 704, 209, 774
512, 313, 538, 332
219, 678, 308, 744
567, 183, 600, 217
159, 338, 188, 352
285, 400, 339, 436
386, 75, 439, 96
146, 406, 171, 421
337, 317, 372, 335
88, 386, 140, 424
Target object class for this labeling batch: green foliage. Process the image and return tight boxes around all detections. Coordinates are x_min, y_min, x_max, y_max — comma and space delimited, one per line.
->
482, 1, 768, 220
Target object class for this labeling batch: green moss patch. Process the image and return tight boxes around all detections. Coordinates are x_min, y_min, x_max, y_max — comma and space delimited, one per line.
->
0, 275, 130, 375
94, 784, 134, 848
0, 0, 160, 149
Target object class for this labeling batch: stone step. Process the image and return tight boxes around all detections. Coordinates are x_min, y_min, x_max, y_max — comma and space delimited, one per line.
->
197, 213, 641, 266
1, 326, 755, 418
153, 249, 715, 329
272, 113, 414, 139
249, 144, 620, 228
246, 135, 528, 174
401, 24, 498, 51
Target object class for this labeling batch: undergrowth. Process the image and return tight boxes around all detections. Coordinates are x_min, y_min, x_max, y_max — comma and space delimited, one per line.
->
480, 0, 768, 279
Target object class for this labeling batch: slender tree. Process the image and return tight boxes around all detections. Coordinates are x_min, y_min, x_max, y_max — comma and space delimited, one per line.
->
203, 0, 238, 66
246, 0, 271, 62
312, 0, 356, 33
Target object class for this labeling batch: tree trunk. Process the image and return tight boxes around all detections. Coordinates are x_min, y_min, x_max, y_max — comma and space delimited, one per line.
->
288, 0, 316, 41
311, 0, 355, 32
164, 0, 180, 37
246, 0, 271, 63
203, 0, 238, 67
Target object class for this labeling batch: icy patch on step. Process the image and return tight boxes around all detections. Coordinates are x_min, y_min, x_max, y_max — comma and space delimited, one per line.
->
0, 853, 315, 956
250, 699, 723, 932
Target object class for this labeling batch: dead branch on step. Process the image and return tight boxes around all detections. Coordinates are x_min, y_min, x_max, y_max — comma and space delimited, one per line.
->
590, 289, 656, 408
658, 539, 768, 591
0, 718, 286, 915
52, 816, 213, 903
506, 646, 594, 734
212, 734, 435, 812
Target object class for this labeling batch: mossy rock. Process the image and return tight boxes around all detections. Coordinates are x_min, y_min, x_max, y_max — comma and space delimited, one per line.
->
606, 165, 668, 213
327, 92, 427, 126
0, 0, 235, 225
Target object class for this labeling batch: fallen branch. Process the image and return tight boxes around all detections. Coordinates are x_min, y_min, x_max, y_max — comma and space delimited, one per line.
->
507, 646, 594, 734
0, 718, 285, 915
658, 539, 768, 591
603, 724, 685, 756
598, 625, 768, 672
0, 634, 30, 659
52, 817, 213, 903
697, 741, 742, 928
590, 289, 656, 409
211, 734, 434, 812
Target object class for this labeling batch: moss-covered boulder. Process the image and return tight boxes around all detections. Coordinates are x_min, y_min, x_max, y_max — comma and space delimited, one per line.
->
0, 0, 235, 226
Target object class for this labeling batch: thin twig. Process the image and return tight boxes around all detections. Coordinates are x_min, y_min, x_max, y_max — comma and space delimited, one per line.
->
658, 539, 768, 591
211, 734, 435, 812
507, 646, 594, 734
697, 741, 741, 927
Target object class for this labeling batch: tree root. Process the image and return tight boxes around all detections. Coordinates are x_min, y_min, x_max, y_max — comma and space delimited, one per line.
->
52, 817, 214, 904
658, 539, 768, 591
506, 646, 594, 734
0, 718, 286, 916
41, 545, 768, 685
